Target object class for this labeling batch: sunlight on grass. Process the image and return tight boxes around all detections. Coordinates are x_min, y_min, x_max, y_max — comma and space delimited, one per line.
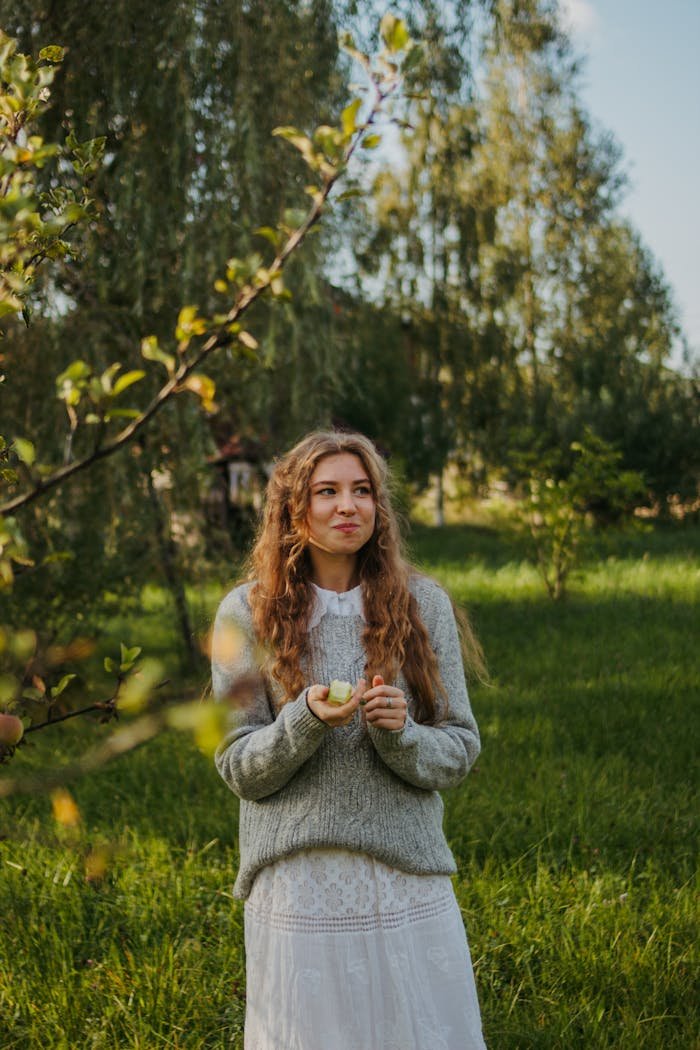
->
1, 523, 698, 1048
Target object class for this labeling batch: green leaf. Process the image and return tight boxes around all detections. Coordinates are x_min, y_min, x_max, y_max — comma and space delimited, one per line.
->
21, 687, 44, 702
401, 43, 423, 74
38, 45, 64, 63
117, 658, 163, 715
341, 98, 362, 137
0, 301, 21, 320
272, 127, 317, 165
362, 133, 382, 150
141, 336, 175, 374
181, 373, 216, 410
112, 370, 145, 397
104, 657, 117, 673
57, 360, 91, 383
336, 188, 364, 201
380, 14, 410, 53
13, 437, 35, 467
104, 408, 141, 420
238, 331, 259, 351
254, 226, 282, 249
175, 305, 207, 342
88, 376, 105, 402
50, 673, 76, 699
283, 208, 308, 230
313, 124, 343, 159
100, 363, 121, 392
120, 643, 142, 665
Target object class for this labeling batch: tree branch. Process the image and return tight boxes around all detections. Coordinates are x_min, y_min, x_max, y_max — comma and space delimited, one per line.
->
1, 79, 394, 516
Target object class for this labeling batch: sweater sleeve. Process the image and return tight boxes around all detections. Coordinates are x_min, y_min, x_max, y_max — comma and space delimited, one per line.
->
212, 585, 330, 801
367, 580, 481, 790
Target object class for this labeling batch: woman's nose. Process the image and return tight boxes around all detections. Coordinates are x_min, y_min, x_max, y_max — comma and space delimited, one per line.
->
336, 489, 355, 513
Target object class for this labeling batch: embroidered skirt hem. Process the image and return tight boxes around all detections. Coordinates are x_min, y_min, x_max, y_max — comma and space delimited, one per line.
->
243, 848, 486, 1050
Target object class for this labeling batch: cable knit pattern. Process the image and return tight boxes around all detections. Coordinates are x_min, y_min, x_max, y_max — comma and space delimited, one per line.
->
212, 574, 481, 899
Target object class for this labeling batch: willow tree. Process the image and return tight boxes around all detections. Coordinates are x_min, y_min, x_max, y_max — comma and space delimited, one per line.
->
0, 0, 357, 663
0, 11, 422, 776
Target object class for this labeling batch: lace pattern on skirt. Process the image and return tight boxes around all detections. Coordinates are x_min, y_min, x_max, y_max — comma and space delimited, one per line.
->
246, 848, 455, 934
243, 848, 487, 1050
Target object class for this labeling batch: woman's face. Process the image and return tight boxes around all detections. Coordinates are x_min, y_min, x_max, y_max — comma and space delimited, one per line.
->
305, 452, 376, 557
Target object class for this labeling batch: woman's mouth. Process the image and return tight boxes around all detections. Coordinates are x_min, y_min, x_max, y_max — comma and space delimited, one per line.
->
333, 524, 359, 533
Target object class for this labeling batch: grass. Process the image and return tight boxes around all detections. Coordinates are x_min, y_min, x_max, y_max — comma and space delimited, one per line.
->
1, 521, 698, 1048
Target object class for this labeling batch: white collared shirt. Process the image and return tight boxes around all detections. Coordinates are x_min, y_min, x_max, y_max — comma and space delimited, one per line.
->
308, 583, 364, 632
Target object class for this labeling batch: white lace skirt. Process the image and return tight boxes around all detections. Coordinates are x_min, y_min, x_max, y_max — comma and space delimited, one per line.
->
243, 848, 486, 1050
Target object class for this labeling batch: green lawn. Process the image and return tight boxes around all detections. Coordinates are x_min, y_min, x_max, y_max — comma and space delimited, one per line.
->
1, 522, 698, 1048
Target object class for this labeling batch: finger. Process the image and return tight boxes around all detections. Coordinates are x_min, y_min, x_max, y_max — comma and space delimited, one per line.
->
364, 699, 406, 725
372, 674, 384, 688
351, 678, 367, 702
363, 698, 406, 717
362, 690, 405, 708
329, 690, 361, 716
362, 690, 404, 704
365, 714, 405, 730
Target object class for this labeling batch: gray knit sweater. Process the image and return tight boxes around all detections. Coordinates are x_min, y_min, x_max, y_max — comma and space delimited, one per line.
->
212, 574, 481, 899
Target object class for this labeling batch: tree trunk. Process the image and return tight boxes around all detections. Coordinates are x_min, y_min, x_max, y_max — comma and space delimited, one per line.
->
145, 467, 199, 674
435, 471, 446, 527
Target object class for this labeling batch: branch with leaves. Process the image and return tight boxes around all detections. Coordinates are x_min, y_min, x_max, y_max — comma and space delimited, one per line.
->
0, 31, 104, 325
0, 14, 421, 780
0, 14, 420, 519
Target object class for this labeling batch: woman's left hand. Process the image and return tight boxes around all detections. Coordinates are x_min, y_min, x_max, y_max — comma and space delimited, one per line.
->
362, 674, 407, 730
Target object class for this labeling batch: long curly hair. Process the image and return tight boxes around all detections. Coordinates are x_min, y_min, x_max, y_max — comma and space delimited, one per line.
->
246, 429, 484, 724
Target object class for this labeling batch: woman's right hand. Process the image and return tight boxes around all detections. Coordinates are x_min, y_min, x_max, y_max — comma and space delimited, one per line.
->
306, 678, 365, 727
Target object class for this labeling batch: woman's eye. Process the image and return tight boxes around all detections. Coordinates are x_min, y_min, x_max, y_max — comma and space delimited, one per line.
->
355, 486, 372, 496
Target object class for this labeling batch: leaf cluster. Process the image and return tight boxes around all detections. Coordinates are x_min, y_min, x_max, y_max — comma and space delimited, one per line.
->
0, 30, 103, 323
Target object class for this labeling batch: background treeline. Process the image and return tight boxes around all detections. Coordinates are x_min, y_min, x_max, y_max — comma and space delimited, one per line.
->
0, 0, 697, 630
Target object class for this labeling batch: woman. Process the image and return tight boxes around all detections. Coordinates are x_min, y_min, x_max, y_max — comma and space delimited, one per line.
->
212, 429, 487, 1050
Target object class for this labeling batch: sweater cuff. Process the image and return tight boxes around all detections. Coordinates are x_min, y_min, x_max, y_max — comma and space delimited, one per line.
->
289, 688, 331, 738
367, 715, 419, 749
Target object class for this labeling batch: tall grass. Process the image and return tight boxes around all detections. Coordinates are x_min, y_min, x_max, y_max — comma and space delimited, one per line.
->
1, 522, 698, 1048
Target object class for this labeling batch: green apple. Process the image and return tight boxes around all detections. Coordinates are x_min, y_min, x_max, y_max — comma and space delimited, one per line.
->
0, 712, 24, 747
327, 679, 353, 705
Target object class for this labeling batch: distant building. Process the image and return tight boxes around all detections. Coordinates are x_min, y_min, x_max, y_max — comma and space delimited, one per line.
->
205, 433, 271, 540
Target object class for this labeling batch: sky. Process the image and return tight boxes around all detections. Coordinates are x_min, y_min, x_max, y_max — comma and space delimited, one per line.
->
559, 0, 700, 365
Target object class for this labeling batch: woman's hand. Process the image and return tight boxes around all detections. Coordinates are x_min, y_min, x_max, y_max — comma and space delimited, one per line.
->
362, 674, 407, 731
307, 679, 364, 727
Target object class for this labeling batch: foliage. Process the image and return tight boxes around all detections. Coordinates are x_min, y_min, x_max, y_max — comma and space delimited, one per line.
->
0, 29, 104, 323
0, 13, 419, 773
514, 431, 646, 600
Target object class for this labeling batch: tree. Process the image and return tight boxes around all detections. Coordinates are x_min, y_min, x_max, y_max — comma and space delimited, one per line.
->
515, 430, 646, 600
350, 0, 696, 510
0, 13, 420, 782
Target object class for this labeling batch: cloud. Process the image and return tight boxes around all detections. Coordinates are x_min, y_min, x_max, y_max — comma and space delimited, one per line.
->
558, 0, 601, 44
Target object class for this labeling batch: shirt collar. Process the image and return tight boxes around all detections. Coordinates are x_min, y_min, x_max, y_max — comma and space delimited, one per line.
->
308, 583, 365, 632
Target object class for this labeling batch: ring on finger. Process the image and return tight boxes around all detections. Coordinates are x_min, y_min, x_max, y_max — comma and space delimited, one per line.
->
386, 696, 393, 708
